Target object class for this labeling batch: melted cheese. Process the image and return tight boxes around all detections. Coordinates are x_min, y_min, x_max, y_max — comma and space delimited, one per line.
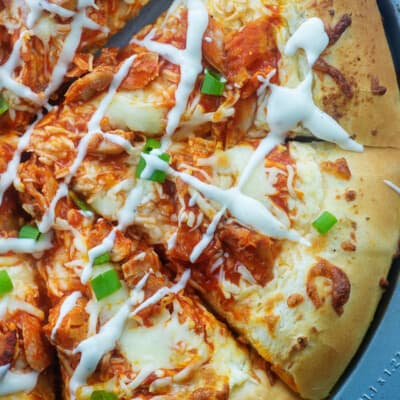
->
206, 0, 274, 30
119, 304, 208, 377
106, 91, 166, 135
134, 0, 209, 141
39, 56, 136, 233
70, 271, 190, 398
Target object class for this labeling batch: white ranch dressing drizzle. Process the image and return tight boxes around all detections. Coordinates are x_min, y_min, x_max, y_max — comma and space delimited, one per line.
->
0, 1, 103, 207
81, 182, 144, 284
264, 18, 363, 152
43, 2, 102, 99
139, 151, 305, 262
133, 0, 209, 141
384, 180, 400, 195
139, 17, 363, 262
1, 2, 101, 106
25, 0, 75, 28
0, 368, 39, 396
51, 291, 82, 341
6, 298, 44, 320
70, 270, 190, 398
0, 233, 53, 254
38, 55, 136, 233
0, 32, 42, 104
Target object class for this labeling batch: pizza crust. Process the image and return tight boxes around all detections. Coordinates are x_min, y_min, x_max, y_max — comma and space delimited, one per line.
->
188, 143, 400, 399
282, 0, 400, 148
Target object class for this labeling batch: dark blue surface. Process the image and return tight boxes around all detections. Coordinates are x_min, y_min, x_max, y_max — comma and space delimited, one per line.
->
108, 1, 400, 398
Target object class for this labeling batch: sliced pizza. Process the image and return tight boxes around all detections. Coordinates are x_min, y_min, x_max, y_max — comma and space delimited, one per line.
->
0, 189, 55, 398
2, 0, 399, 399
38, 208, 298, 400
38, 0, 399, 149
0, 0, 149, 130
163, 141, 400, 400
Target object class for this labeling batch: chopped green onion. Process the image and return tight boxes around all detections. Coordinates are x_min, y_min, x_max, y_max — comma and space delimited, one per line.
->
136, 156, 147, 178
0, 270, 13, 296
312, 211, 338, 234
136, 151, 171, 183
90, 391, 118, 400
18, 225, 41, 241
90, 269, 122, 301
143, 138, 162, 153
69, 191, 92, 212
0, 95, 8, 116
93, 252, 111, 266
201, 68, 226, 96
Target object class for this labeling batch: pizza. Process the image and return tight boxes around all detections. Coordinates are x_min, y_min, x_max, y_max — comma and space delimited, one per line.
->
0, 0, 149, 131
0, 0, 399, 399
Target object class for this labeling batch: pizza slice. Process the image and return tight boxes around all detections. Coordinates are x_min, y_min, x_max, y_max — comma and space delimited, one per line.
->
5, 1, 399, 399
37, 206, 298, 400
0, 0, 149, 130
0, 188, 55, 398
162, 140, 400, 400
45, 0, 399, 149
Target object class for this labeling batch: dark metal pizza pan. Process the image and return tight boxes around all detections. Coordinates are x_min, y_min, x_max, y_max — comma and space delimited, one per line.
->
108, 1, 400, 399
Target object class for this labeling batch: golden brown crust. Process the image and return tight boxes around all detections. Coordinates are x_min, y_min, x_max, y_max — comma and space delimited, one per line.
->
190, 144, 400, 400
285, 144, 400, 399
297, 0, 400, 147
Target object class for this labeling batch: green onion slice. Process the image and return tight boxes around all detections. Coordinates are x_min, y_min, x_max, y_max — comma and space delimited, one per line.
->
0, 270, 13, 296
93, 252, 111, 266
69, 191, 92, 212
201, 68, 226, 96
143, 138, 162, 153
0, 95, 8, 116
136, 140, 170, 183
90, 269, 122, 301
18, 225, 41, 241
312, 211, 338, 234
90, 391, 118, 400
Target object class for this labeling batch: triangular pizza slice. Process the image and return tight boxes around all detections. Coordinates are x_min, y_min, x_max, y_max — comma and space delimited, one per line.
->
0, 0, 149, 130
39, 211, 298, 399
162, 141, 400, 399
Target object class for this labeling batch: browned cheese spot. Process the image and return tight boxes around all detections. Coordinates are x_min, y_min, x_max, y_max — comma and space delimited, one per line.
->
345, 189, 357, 202
314, 59, 353, 98
306, 258, 351, 316
341, 240, 356, 252
321, 157, 352, 180
291, 336, 309, 353
327, 14, 352, 46
287, 293, 305, 308
370, 75, 387, 96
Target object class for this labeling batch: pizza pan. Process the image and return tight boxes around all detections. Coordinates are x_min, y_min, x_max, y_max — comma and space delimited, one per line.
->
107, 1, 400, 399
